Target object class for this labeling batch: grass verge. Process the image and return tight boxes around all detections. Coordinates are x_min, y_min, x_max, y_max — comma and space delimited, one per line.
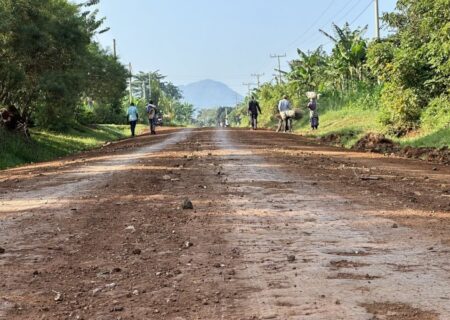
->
291, 92, 449, 149
0, 124, 146, 170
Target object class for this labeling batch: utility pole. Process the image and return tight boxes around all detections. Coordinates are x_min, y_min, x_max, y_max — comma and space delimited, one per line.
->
113, 39, 117, 59
128, 63, 133, 103
251, 73, 265, 88
148, 73, 152, 101
270, 53, 286, 84
142, 81, 146, 101
242, 82, 256, 96
374, 0, 380, 40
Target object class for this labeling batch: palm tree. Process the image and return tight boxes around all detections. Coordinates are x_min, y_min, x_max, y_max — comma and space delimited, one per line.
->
320, 23, 368, 85
288, 47, 326, 92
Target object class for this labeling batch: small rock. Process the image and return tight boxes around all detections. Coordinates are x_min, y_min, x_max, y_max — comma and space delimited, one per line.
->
111, 306, 124, 312
182, 199, 194, 210
227, 269, 236, 276
287, 255, 296, 262
183, 241, 193, 248
162, 175, 171, 181
132, 248, 142, 255
432, 167, 438, 171
105, 283, 116, 289
392, 223, 398, 228
92, 288, 102, 296
125, 226, 136, 232
112, 267, 122, 273
132, 290, 139, 296
54, 292, 63, 302
335, 300, 341, 305
0, 247, 5, 254
213, 263, 221, 268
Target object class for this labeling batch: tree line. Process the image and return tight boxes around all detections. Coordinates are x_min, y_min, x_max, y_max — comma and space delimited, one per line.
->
0, 0, 195, 133
234, 0, 449, 137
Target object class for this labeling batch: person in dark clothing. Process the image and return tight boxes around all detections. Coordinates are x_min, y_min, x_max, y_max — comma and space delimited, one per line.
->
248, 96, 262, 130
146, 100, 158, 135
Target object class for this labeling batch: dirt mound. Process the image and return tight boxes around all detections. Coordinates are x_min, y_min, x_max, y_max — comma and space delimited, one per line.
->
401, 146, 449, 164
353, 133, 449, 163
320, 133, 342, 144
353, 133, 397, 153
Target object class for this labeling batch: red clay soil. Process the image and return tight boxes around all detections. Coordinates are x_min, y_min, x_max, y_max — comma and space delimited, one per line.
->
0, 128, 449, 319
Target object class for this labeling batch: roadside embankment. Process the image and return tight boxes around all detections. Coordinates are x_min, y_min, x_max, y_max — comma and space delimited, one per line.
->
0, 124, 147, 170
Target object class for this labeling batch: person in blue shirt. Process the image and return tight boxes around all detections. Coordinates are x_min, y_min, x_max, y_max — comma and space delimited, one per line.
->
127, 102, 139, 137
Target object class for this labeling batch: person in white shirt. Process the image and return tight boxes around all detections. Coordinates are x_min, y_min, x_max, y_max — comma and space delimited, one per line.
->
127, 102, 139, 137
277, 95, 291, 132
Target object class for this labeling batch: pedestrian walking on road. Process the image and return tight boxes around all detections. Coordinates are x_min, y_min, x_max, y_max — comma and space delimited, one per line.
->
306, 92, 319, 130
127, 102, 139, 137
248, 96, 262, 130
276, 95, 292, 132
146, 100, 158, 135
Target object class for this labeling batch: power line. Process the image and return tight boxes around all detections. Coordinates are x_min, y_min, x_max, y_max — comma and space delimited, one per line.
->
301, 0, 373, 53
284, 0, 336, 51
270, 53, 286, 84
335, 0, 364, 25
349, 0, 374, 26
256, 0, 363, 82
251, 73, 264, 88
298, 0, 358, 47
242, 82, 256, 96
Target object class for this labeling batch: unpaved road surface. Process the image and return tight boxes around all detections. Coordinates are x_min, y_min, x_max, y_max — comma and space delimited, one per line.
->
0, 128, 449, 320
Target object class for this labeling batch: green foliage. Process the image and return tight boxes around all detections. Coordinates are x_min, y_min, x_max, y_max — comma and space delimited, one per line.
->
196, 108, 219, 127
421, 95, 450, 131
243, 3, 448, 145
375, 0, 450, 133
378, 83, 422, 135
130, 70, 190, 125
0, 124, 145, 169
173, 102, 195, 125
0, 0, 128, 130
366, 41, 395, 82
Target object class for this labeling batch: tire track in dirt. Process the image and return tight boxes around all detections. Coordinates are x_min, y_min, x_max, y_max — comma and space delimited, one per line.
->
0, 130, 192, 215
0, 129, 193, 319
213, 129, 448, 320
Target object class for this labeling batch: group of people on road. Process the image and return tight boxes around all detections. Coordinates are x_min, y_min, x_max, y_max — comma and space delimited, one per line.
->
247, 92, 319, 132
126, 100, 158, 137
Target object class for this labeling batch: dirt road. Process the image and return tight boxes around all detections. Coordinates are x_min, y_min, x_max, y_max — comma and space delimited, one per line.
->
1, 128, 449, 320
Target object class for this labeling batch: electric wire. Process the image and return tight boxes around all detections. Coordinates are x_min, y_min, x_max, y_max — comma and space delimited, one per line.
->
349, 0, 374, 25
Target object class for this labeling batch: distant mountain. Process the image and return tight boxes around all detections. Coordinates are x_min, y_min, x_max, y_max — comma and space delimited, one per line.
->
178, 79, 243, 109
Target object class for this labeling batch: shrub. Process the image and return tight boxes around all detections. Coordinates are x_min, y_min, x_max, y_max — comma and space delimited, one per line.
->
421, 95, 450, 131
379, 83, 423, 136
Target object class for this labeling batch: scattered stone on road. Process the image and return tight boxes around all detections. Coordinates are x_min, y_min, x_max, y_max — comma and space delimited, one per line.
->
287, 255, 296, 262
182, 198, 194, 210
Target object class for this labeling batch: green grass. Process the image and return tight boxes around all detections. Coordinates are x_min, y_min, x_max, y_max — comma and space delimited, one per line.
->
0, 124, 146, 170
396, 127, 450, 148
292, 106, 384, 148
290, 91, 449, 149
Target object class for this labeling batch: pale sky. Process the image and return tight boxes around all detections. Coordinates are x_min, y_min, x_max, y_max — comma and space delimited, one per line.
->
83, 0, 397, 95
